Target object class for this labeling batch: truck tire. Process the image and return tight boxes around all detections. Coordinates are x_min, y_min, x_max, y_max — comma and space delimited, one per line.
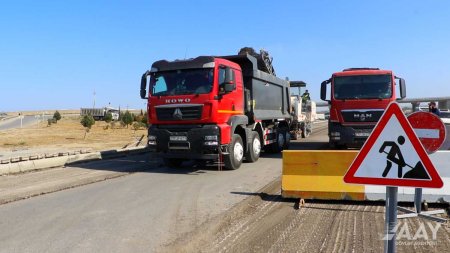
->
245, 131, 261, 163
268, 128, 286, 153
283, 128, 290, 149
224, 134, 244, 170
163, 158, 184, 168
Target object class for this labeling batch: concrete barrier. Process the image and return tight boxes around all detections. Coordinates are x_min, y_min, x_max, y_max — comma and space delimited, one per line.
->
0, 147, 148, 176
282, 150, 450, 203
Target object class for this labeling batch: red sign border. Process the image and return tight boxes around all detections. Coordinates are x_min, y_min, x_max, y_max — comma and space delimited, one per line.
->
343, 102, 443, 188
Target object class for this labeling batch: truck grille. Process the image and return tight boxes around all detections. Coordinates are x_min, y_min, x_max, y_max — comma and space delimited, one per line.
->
341, 110, 384, 123
156, 105, 203, 121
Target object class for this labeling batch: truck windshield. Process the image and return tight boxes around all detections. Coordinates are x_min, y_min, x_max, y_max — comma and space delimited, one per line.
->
151, 68, 213, 96
333, 75, 392, 100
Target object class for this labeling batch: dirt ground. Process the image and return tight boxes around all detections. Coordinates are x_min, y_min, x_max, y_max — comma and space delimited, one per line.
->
0, 115, 147, 154
165, 179, 450, 253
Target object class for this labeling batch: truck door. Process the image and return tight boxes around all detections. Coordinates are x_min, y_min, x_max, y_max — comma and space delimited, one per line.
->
217, 66, 244, 123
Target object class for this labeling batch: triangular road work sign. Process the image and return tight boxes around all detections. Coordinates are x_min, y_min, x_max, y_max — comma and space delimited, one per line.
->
344, 102, 443, 188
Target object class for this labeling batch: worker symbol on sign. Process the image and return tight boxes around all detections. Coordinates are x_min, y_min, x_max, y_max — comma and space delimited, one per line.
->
379, 135, 430, 179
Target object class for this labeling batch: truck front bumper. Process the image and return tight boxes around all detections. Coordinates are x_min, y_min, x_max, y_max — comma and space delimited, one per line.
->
328, 122, 374, 147
147, 124, 221, 160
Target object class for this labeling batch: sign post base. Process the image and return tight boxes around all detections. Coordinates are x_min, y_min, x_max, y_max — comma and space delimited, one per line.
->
397, 188, 447, 223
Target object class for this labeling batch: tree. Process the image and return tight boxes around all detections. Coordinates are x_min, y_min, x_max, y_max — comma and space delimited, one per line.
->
53, 111, 61, 123
81, 115, 95, 139
141, 114, 148, 127
104, 112, 113, 123
122, 111, 133, 128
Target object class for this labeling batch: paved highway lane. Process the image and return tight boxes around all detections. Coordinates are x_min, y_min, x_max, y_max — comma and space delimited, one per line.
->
0, 122, 328, 253
0, 115, 52, 131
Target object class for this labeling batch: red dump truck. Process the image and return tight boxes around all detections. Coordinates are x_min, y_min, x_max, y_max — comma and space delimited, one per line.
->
320, 68, 406, 148
140, 49, 292, 169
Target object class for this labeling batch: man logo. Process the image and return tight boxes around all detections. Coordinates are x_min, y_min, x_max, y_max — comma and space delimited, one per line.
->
354, 113, 372, 122
360, 113, 366, 121
173, 108, 183, 120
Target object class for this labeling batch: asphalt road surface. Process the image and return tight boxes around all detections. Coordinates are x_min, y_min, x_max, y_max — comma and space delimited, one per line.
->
0, 115, 51, 131
0, 122, 328, 252
1, 121, 449, 253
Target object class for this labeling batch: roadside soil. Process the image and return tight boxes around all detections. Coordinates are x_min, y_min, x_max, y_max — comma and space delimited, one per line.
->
0, 115, 147, 156
165, 179, 450, 253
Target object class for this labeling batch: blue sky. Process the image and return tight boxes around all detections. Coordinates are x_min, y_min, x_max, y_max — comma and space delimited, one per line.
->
1, 0, 450, 111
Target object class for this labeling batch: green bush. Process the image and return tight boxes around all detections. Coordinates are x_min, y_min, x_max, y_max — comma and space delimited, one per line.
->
53, 111, 61, 122
81, 115, 95, 139
104, 112, 113, 123
132, 122, 147, 131
81, 115, 95, 129
122, 111, 133, 128
47, 118, 57, 126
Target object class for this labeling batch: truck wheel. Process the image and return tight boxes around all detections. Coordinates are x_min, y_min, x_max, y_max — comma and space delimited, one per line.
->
284, 129, 290, 149
224, 134, 244, 170
163, 158, 184, 168
269, 128, 286, 153
245, 132, 261, 163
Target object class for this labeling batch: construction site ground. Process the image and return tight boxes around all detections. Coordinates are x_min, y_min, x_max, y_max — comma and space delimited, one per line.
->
1, 120, 449, 252
166, 178, 450, 253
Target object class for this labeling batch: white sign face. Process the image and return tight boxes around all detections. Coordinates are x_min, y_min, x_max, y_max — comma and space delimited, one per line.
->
354, 114, 429, 180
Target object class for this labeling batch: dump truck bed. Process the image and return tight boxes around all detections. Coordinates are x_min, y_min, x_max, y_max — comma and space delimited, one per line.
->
221, 54, 291, 121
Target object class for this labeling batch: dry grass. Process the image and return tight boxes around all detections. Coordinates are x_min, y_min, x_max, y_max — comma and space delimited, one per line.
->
0, 116, 147, 152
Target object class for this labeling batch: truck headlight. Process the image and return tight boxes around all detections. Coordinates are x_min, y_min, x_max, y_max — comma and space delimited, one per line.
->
204, 141, 218, 146
148, 135, 157, 145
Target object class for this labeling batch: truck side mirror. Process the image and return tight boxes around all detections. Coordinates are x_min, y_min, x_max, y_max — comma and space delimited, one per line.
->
320, 79, 330, 101
398, 78, 406, 99
221, 67, 235, 93
140, 71, 149, 99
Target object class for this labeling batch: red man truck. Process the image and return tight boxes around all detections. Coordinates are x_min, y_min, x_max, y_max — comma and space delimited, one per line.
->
140, 49, 292, 169
320, 68, 406, 148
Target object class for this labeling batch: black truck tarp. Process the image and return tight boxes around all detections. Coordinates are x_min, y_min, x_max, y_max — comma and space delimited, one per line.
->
221, 54, 291, 121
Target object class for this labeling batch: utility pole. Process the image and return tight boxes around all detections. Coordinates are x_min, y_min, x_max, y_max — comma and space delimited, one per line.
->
93, 89, 96, 109
19, 113, 23, 128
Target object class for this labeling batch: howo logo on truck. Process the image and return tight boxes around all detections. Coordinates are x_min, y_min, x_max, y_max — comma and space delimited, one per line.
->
165, 98, 191, 103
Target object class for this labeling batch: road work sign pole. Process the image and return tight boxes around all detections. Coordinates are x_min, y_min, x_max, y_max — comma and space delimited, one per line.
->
385, 186, 398, 253
414, 188, 422, 213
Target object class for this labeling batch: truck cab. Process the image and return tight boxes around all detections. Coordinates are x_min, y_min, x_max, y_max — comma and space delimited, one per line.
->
140, 52, 292, 169
321, 68, 406, 148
